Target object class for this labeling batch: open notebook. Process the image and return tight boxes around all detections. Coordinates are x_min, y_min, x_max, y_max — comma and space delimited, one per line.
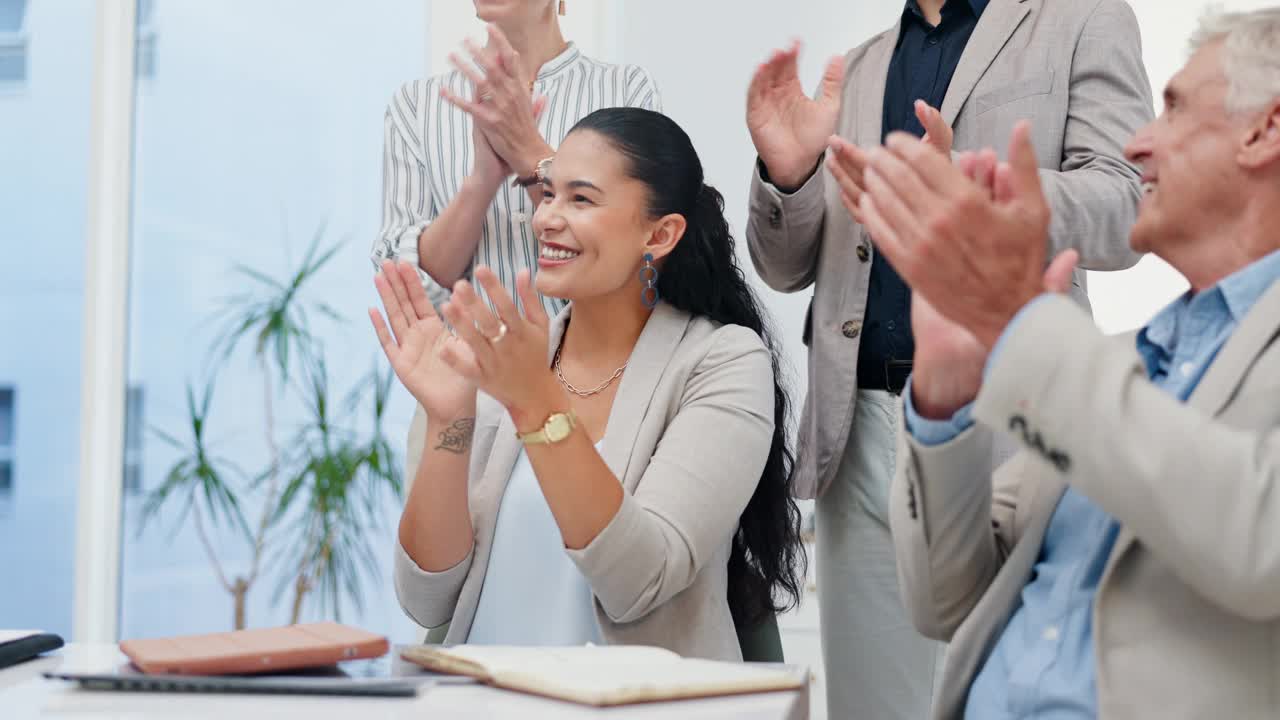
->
399, 645, 805, 706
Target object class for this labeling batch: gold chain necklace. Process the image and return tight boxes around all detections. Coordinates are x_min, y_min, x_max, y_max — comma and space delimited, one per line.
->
553, 345, 627, 398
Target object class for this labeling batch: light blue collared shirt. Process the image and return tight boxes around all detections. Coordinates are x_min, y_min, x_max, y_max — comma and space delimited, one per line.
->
905, 249, 1280, 718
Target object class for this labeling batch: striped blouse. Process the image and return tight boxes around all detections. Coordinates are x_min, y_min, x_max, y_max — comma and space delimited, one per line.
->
372, 43, 661, 317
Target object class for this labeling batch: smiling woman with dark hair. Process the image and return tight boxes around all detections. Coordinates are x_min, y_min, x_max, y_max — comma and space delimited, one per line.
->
372, 107, 805, 660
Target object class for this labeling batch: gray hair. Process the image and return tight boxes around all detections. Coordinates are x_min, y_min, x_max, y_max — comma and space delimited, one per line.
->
1189, 7, 1280, 115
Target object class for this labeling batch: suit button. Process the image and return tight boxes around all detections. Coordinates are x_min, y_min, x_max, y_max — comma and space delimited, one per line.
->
856, 244, 870, 263
769, 206, 782, 229
841, 321, 861, 339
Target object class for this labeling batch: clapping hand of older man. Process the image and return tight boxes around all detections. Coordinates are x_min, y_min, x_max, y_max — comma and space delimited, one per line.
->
855, 122, 1079, 417
826, 100, 953, 224
857, 121, 1080, 350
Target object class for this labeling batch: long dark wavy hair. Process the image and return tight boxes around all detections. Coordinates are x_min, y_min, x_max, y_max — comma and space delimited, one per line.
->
568, 107, 805, 627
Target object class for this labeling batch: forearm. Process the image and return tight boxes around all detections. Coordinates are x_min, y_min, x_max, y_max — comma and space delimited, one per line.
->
417, 175, 505, 289
510, 393, 624, 551
528, 432, 624, 550
398, 417, 477, 572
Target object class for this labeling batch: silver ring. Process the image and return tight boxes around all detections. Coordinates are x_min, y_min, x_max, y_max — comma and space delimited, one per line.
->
488, 322, 508, 344
478, 91, 494, 103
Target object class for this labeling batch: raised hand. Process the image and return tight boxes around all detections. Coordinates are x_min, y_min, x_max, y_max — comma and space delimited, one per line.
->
441, 24, 552, 180
747, 41, 845, 191
827, 100, 956, 225
369, 261, 478, 421
857, 122, 1055, 348
908, 143, 1002, 418
438, 267, 566, 433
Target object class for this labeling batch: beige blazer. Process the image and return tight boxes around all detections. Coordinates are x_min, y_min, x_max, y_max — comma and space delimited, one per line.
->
746, 0, 1154, 498
890, 286, 1280, 719
393, 303, 776, 661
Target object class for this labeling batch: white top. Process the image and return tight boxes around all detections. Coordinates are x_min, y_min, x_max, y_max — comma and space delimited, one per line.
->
468, 444, 604, 646
372, 43, 661, 317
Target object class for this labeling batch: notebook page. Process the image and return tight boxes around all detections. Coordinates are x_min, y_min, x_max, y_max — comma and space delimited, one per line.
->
463, 648, 802, 705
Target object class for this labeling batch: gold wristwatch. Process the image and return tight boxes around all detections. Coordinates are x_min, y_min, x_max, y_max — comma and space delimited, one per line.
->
517, 410, 577, 445
513, 156, 554, 188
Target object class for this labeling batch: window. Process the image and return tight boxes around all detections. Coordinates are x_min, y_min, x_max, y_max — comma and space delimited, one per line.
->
121, 0, 427, 641
0, 0, 28, 86
0, 0, 93, 637
0, 387, 13, 494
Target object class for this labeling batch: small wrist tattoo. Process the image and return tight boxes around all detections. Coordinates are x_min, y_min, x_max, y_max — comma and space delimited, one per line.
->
435, 418, 476, 454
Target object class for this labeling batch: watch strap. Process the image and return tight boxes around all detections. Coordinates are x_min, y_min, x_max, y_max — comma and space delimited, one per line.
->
513, 155, 554, 188
517, 410, 577, 445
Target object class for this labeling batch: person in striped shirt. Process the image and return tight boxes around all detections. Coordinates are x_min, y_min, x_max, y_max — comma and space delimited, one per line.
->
372, 0, 661, 318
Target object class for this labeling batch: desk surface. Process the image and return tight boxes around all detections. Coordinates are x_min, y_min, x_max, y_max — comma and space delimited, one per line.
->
0, 643, 808, 719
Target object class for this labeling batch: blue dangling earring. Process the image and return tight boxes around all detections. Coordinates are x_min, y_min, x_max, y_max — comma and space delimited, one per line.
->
639, 253, 660, 309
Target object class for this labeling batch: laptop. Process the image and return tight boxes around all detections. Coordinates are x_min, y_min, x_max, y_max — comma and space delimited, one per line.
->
45, 623, 454, 698
46, 655, 430, 697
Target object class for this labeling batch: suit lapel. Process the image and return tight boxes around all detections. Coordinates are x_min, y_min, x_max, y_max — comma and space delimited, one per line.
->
940, 0, 1032, 125
1104, 280, 1280, 565
856, 23, 899, 147
1188, 279, 1280, 417
597, 303, 691, 489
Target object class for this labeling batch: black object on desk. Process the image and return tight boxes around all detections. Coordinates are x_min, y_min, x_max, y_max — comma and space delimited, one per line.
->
0, 633, 64, 670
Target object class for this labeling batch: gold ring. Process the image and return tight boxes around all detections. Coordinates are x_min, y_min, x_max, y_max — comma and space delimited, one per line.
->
488, 322, 508, 344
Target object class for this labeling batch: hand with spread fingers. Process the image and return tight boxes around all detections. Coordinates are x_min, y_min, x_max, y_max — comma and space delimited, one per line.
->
438, 266, 564, 431
856, 121, 1071, 349
826, 100, 953, 225
441, 24, 553, 180
369, 261, 478, 421
746, 40, 845, 192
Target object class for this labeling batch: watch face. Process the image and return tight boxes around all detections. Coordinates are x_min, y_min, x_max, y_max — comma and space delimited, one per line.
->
545, 413, 573, 442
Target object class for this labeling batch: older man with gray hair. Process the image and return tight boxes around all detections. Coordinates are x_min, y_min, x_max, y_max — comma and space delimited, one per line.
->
847, 7, 1280, 719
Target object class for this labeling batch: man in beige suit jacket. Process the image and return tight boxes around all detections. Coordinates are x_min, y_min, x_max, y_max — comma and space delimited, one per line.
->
745, 1, 1150, 717
856, 8, 1280, 718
